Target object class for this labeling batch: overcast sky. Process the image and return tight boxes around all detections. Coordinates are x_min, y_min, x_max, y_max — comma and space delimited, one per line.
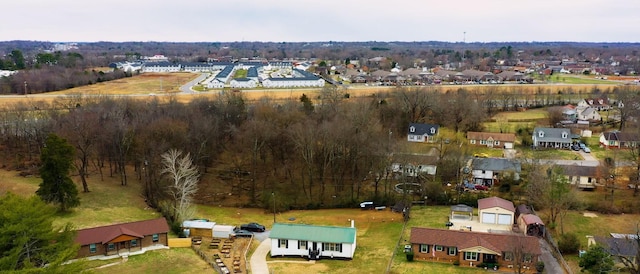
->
2, 0, 638, 43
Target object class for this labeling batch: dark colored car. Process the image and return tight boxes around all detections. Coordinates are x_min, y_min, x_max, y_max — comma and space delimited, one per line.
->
233, 229, 253, 237
240, 222, 266, 232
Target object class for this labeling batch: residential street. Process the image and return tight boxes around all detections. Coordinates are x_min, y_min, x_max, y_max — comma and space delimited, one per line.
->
179, 73, 207, 94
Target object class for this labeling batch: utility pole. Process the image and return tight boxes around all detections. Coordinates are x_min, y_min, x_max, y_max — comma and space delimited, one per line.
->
272, 192, 276, 224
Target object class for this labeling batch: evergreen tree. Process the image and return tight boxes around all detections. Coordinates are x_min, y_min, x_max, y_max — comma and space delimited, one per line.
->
579, 245, 614, 274
0, 193, 78, 271
36, 134, 80, 212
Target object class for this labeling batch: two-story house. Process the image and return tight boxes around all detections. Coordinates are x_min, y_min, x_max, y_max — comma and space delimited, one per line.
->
532, 127, 573, 149
407, 123, 439, 143
468, 158, 521, 187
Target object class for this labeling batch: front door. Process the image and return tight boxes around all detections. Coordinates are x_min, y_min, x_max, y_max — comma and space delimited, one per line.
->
309, 242, 319, 260
483, 253, 497, 263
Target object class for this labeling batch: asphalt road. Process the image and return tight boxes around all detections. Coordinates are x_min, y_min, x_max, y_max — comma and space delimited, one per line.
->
179, 73, 208, 94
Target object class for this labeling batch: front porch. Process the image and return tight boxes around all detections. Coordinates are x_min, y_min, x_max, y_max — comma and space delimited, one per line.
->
534, 141, 571, 149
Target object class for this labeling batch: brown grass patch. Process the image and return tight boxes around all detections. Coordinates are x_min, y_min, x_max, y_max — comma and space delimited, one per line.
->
0, 169, 40, 196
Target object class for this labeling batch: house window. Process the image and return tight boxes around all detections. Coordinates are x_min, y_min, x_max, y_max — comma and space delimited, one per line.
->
435, 245, 443, 252
480, 140, 486, 145
152, 234, 159, 243
495, 141, 500, 145
89, 244, 97, 253
298, 241, 307, 250
430, 128, 436, 134
410, 126, 415, 133
131, 239, 138, 247
279, 239, 288, 248
538, 131, 544, 138
562, 132, 568, 138
108, 243, 115, 251
504, 251, 513, 261
609, 140, 615, 146
419, 244, 429, 253
470, 140, 476, 144
464, 252, 478, 261
448, 247, 457, 256
523, 254, 532, 263
322, 243, 342, 252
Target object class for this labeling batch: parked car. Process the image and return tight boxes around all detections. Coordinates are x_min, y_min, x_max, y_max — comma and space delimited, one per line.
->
583, 147, 591, 153
474, 185, 489, 191
232, 229, 253, 237
571, 144, 580, 151
240, 222, 266, 232
579, 143, 586, 150
360, 201, 374, 210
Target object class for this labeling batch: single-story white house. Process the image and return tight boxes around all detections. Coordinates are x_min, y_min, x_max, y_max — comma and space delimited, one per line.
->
270, 222, 356, 260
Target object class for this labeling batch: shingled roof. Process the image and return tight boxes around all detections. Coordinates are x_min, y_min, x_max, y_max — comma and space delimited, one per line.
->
410, 227, 540, 255
478, 197, 515, 212
75, 218, 169, 245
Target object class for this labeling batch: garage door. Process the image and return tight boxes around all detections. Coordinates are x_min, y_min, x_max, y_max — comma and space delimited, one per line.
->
481, 213, 496, 224
498, 214, 512, 225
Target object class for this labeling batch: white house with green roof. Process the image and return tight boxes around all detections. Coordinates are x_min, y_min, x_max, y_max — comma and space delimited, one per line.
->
269, 222, 357, 260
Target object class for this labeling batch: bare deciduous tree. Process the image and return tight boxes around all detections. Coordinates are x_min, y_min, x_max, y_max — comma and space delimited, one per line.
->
161, 149, 200, 224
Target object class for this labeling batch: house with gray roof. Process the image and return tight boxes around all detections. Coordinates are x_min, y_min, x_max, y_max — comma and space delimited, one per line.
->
600, 131, 640, 149
469, 158, 521, 187
558, 164, 601, 189
532, 127, 573, 149
588, 234, 639, 269
407, 123, 439, 143
270, 222, 356, 260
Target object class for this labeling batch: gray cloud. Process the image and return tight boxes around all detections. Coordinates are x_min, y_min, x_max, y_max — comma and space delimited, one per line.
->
1, 0, 638, 42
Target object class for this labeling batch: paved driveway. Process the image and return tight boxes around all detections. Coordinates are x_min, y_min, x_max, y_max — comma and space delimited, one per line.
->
538, 238, 565, 274
250, 237, 271, 274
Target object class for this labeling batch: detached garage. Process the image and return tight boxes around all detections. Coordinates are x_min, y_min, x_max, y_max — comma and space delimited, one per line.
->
478, 197, 515, 226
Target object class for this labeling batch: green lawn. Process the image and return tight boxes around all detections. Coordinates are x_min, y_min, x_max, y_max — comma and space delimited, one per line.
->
52, 174, 161, 229
520, 148, 583, 160
83, 248, 211, 274
547, 75, 613, 85
492, 109, 548, 121
482, 121, 537, 134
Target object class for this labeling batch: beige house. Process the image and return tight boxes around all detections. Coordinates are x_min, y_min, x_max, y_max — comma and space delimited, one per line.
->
478, 197, 515, 226
467, 132, 516, 149
558, 164, 601, 189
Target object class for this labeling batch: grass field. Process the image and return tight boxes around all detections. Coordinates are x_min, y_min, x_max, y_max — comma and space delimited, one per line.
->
3, 166, 640, 273
546, 75, 614, 85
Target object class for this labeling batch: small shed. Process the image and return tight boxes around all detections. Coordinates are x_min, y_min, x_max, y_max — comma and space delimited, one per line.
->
450, 204, 473, 221
213, 225, 236, 239
517, 214, 545, 237
182, 220, 215, 238
515, 204, 533, 220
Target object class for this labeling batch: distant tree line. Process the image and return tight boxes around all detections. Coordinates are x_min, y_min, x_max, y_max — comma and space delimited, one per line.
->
2, 40, 640, 94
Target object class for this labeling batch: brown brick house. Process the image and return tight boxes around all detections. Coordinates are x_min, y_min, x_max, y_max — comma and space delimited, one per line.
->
75, 218, 169, 258
410, 227, 540, 271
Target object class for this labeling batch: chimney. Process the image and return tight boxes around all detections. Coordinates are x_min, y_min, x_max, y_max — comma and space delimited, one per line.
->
351, 219, 355, 228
